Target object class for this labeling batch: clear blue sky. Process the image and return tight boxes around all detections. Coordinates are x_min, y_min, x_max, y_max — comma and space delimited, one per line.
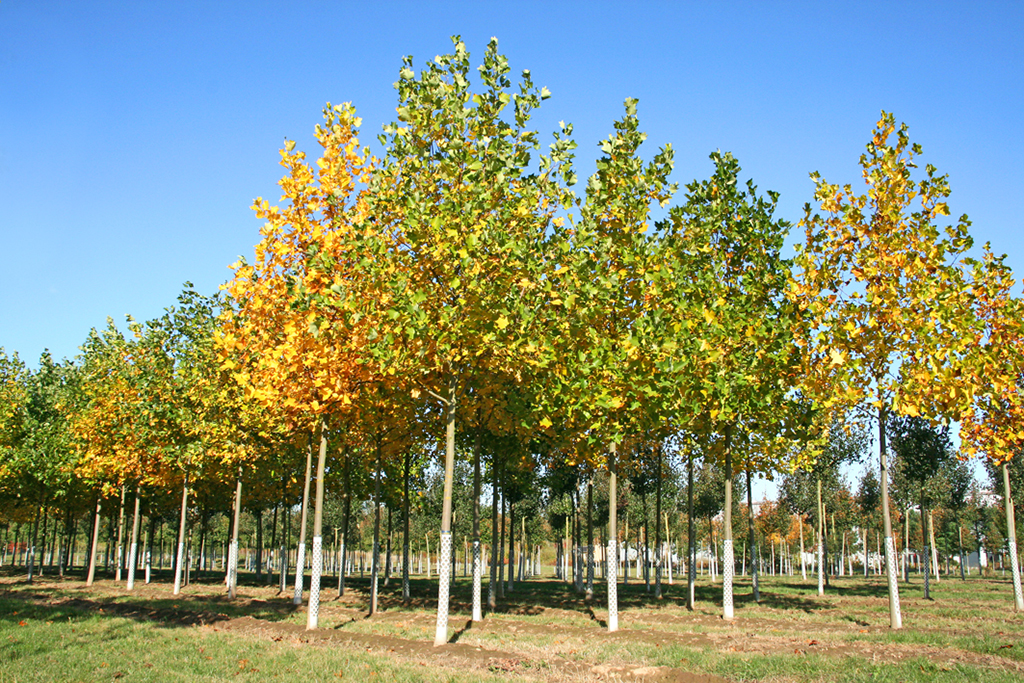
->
3, 1, 1021, 366
2, 1, 1017, 492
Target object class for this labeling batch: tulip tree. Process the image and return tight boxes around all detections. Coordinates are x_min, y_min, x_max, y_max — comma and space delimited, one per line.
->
656, 150, 802, 619
959, 248, 1024, 610
537, 97, 675, 631
220, 101, 376, 628
343, 37, 571, 645
794, 112, 976, 628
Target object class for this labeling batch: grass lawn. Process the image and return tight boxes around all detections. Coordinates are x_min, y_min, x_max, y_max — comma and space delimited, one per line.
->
2, 565, 1023, 682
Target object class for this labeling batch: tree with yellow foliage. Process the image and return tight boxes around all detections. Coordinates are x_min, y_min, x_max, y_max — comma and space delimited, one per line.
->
794, 112, 976, 628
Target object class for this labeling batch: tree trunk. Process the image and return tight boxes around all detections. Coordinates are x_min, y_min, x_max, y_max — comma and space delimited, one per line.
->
145, 515, 155, 584
817, 478, 825, 595
294, 433, 314, 606
958, 523, 966, 581
384, 506, 393, 586
339, 450, 351, 597
269, 501, 279, 585
471, 427, 482, 621
488, 454, 498, 609
507, 501, 516, 593
722, 427, 735, 620
878, 404, 903, 628
655, 446, 663, 599
499, 479, 507, 597
920, 484, 931, 599
306, 419, 329, 630
255, 508, 264, 582
115, 485, 126, 582
433, 373, 457, 647
126, 485, 142, 590
747, 468, 759, 602
279, 474, 289, 595
86, 497, 102, 586
172, 476, 189, 595
370, 437, 383, 616
586, 477, 594, 600
1002, 462, 1024, 610
228, 468, 243, 598
607, 442, 619, 632
404, 448, 412, 604
687, 450, 695, 610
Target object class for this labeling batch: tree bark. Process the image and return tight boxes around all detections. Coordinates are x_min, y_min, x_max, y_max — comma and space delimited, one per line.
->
722, 426, 734, 620
228, 469, 243, 598
294, 433, 314, 606
433, 373, 457, 647
471, 426, 482, 620
687, 450, 695, 610
878, 404, 903, 628
747, 468, 759, 602
370, 436, 383, 616
403, 447, 412, 604
1002, 462, 1023, 610
126, 485, 142, 590
86, 497, 102, 586
607, 442, 619, 632
172, 476, 189, 596
306, 419, 329, 630
586, 477, 594, 600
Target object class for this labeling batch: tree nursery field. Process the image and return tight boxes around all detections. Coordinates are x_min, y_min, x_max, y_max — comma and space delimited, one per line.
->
2, 568, 1022, 683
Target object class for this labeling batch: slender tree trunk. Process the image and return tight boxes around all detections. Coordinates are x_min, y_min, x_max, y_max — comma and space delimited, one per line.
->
655, 446, 663, 599
920, 485, 931, 599
403, 448, 412, 604
488, 454, 498, 610
747, 468, 759, 602
126, 485, 142, 590
878, 404, 903, 628
687, 450, 695, 610
586, 477, 594, 600
1002, 463, 1024, 610
958, 523, 966, 581
607, 442, 619, 632
642, 487, 650, 592
228, 469, 243, 598
499, 478, 506, 597
172, 476, 189, 595
255, 508, 264, 582
433, 373, 457, 647
903, 508, 910, 582
799, 514, 806, 581
145, 516, 154, 584
817, 478, 825, 595
471, 427, 482, 621
27, 498, 43, 582
384, 506, 393, 586
114, 485, 126, 582
306, 419, 329, 630
86, 497, 102, 586
294, 433, 314, 606
370, 437, 383, 616
722, 427, 735, 620
269, 501, 278, 586
340, 450, 351, 597
508, 501, 516, 593
279, 474, 289, 595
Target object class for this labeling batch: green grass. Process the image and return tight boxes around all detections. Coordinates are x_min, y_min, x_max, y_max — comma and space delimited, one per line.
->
2, 567, 1023, 682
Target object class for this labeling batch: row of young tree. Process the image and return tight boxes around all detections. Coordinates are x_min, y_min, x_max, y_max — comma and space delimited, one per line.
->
3, 37, 1024, 642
